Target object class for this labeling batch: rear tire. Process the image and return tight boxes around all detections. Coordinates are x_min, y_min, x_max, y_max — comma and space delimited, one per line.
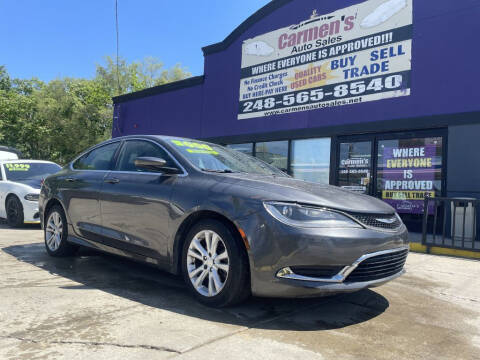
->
6, 196, 24, 228
182, 219, 250, 307
44, 205, 78, 257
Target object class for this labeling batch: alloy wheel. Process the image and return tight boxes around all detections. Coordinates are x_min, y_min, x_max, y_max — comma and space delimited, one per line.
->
45, 211, 64, 252
186, 230, 230, 297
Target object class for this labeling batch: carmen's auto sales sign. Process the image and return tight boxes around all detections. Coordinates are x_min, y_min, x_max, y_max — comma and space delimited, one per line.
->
239, 0, 413, 120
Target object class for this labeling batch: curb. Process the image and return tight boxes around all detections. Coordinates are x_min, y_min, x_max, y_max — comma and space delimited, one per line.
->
409, 242, 480, 260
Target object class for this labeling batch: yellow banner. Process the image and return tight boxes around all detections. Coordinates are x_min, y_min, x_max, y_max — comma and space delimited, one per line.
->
382, 191, 435, 200
186, 149, 219, 155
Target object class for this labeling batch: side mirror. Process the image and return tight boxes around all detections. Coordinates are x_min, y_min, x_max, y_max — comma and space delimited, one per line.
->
134, 157, 181, 174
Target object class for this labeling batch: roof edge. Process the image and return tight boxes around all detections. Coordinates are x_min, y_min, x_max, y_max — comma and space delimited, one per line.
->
202, 0, 293, 56
112, 75, 205, 104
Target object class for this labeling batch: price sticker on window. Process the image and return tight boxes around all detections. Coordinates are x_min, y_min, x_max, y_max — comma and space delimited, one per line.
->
5, 163, 30, 171
171, 140, 219, 155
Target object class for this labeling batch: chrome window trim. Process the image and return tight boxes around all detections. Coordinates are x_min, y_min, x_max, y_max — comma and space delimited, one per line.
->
276, 245, 409, 283
69, 138, 188, 177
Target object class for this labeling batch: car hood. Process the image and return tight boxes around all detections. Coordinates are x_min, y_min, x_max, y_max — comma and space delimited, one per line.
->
218, 173, 395, 214
12, 179, 42, 190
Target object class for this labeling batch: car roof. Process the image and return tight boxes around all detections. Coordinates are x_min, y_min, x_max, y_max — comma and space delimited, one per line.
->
72, 135, 220, 164
109, 135, 216, 145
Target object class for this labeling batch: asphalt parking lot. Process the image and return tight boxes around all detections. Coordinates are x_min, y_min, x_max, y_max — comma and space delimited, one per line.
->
0, 224, 479, 360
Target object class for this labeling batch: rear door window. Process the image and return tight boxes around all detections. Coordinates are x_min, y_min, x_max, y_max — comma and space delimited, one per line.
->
73, 142, 120, 171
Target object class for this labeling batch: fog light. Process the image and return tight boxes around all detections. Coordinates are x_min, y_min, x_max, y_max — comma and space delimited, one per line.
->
276, 267, 294, 278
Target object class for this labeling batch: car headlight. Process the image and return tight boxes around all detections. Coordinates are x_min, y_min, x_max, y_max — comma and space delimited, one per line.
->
24, 194, 39, 202
263, 202, 362, 228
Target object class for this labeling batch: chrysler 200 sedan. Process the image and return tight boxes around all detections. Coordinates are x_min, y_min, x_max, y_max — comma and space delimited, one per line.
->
40, 135, 408, 307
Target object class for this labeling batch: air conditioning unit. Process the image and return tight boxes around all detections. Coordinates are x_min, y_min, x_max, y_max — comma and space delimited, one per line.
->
451, 199, 477, 241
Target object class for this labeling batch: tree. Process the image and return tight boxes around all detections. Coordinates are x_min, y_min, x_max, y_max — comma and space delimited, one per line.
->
0, 74, 46, 157
0, 66, 11, 91
0, 57, 191, 164
95, 56, 191, 97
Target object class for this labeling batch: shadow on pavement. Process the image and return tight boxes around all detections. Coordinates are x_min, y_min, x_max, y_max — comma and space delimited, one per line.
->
0, 222, 41, 230
2, 242, 390, 331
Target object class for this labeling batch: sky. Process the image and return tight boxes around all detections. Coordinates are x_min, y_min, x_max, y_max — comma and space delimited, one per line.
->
1, 0, 271, 81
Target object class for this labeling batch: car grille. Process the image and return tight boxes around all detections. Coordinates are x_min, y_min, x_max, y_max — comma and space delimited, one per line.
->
349, 213, 402, 230
290, 266, 345, 278
345, 248, 408, 283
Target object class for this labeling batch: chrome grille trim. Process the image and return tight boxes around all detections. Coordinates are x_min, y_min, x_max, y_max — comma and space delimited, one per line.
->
276, 246, 409, 283
345, 248, 409, 282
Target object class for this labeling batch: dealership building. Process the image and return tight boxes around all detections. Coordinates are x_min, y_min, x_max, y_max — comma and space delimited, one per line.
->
112, 0, 479, 231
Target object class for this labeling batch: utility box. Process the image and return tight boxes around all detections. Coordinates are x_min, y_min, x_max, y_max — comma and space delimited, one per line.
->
451, 199, 477, 240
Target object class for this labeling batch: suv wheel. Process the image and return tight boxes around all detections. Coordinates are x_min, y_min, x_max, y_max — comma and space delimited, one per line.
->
6, 196, 24, 228
182, 219, 250, 307
44, 205, 78, 257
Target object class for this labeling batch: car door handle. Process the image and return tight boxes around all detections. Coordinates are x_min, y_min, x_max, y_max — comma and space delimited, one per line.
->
104, 178, 120, 184
65, 178, 76, 183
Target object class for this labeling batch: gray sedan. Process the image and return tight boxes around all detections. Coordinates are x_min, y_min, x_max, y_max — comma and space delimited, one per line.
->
39, 135, 408, 307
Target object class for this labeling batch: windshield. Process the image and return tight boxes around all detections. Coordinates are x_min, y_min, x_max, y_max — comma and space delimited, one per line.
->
3, 162, 61, 181
169, 139, 287, 176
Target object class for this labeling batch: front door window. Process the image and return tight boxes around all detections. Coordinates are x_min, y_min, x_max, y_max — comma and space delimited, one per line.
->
115, 140, 176, 172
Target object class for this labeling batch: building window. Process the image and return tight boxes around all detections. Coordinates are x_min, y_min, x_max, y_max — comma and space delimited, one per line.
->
291, 138, 331, 184
255, 141, 288, 173
226, 143, 253, 156
377, 137, 443, 214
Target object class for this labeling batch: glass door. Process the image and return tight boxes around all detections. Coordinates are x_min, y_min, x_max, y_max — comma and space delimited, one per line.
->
336, 139, 374, 195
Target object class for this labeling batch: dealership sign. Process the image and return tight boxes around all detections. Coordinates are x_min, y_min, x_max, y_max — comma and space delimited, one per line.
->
239, 0, 413, 120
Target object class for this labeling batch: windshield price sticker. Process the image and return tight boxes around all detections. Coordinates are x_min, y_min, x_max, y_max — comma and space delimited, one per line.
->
5, 163, 31, 171
187, 149, 219, 155
172, 140, 219, 155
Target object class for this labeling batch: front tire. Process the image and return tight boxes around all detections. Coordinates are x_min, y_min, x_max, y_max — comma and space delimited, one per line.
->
182, 219, 250, 307
44, 205, 78, 257
6, 196, 24, 228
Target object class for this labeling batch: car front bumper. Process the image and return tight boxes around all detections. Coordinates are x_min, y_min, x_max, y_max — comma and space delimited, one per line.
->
22, 199, 41, 224
262, 269, 406, 298
236, 210, 409, 298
